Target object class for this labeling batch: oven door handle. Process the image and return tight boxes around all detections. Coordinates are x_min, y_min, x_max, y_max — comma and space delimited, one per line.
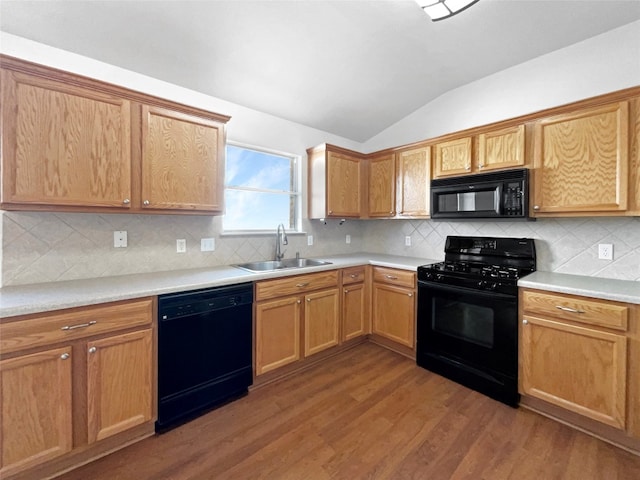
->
418, 281, 516, 300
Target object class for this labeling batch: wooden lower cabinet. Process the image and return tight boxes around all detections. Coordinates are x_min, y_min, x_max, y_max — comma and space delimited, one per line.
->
0, 347, 73, 477
371, 267, 416, 350
519, 288, 639, 451
87, 329, 153, 444
255, 297, 301, 375
521, 315, 627, 429
342, 282, 367, 341
0, 298, 155, 480
304, 289, 340, 357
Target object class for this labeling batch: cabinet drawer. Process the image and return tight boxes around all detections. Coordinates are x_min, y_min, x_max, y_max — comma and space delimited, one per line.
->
0, 298, 153, 355
372, 267, 415, 289
255, 271, 339, 301
342, 266, 366, 285
521, 290, 628, 331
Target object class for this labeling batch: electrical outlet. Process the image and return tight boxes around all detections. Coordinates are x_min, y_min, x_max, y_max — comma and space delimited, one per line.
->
113, 231, 127, 248
405, 236, 412, 247
176, 239, 187, 253
346, 234, 351, 244
201, 238, 215, 252
307, 235, 314, 246
598, 243, 613, 260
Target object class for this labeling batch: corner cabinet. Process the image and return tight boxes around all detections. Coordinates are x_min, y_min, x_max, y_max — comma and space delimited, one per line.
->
0, 55, 229, 214
307, 144, 364, 218
0, 298, 155, 480
367, 153, 396, 217
395, 144, 431, 217
532, 101, 629, 215
520, 288, 640, 452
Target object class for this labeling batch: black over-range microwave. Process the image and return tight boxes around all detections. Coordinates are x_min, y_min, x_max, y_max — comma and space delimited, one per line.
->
430, 168, 531, 220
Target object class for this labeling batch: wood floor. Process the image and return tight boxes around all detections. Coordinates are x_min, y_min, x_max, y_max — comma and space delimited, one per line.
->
57, 343, 640, 480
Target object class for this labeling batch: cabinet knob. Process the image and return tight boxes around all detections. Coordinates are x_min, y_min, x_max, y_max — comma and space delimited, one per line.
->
329, 210, 333, 214
533, 205, 540, 210
143, 200, 150, 206
408, 293, 413, 297
123, 198, 130, 205
307, 298, 311, 302
350, 274, 359, 278
88, 346, 97, 354
296, 283, 309, 288
478, 164, 484, 169
466, 165, 471, 171
60, 353, 70, 360
344, 289, 349, 293
297, 300, 301, 304
522, 319, 528, 325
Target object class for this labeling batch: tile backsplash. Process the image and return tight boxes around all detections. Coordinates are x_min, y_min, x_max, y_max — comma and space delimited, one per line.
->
2, 211, 639, 286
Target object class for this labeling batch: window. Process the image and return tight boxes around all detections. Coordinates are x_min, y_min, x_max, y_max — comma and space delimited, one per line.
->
223, 143, 301, 232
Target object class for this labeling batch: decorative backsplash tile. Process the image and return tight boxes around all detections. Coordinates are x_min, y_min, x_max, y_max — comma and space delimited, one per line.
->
2, 211, 639, 286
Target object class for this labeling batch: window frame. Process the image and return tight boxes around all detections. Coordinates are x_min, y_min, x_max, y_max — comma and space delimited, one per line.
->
222, 141, 302, 234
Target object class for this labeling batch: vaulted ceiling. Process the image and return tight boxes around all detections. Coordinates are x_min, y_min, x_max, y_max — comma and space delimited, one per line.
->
2, 0, 639, 142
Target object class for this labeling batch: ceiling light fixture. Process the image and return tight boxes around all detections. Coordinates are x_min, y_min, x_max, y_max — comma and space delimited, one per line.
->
416, 0, 480, 21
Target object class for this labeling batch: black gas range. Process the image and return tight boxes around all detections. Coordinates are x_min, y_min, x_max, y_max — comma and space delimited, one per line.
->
416, 235, 536, 406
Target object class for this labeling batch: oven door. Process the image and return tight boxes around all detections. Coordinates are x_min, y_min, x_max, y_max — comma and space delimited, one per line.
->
416, 280, 519, 404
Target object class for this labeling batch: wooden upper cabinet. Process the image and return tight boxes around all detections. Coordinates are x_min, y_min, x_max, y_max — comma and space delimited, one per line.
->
532, 101, 629, 215
396, 145, 431, 217
141, 106, 225, 212
433, 136, 472, 178
368, 153, 396, 217
0, 68, 132, 210
308, 144, 363, 218
478, 124, 525, 172
0, 56, 230, 214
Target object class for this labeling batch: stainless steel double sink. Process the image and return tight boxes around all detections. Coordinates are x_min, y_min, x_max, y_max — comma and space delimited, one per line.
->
234, 258, 331, 272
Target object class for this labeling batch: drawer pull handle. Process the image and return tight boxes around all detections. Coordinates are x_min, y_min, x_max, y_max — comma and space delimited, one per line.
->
556, 305, 585, 314
60, 353, 70, 360
61, 320, 97, 331
385, 275, 399, 280
296, 283, 309, 288
350, 274, 359, 278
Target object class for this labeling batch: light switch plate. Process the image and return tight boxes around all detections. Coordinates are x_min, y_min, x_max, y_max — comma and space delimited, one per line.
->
405, 236, 412, 247
346, 234, 351, 244
307, 235, 314, 246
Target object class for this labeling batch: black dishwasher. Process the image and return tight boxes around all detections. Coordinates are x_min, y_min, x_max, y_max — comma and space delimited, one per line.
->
156, 283, 253, 432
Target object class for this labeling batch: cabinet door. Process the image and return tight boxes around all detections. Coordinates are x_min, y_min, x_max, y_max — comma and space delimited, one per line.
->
304, 289, 340, 357
255, 296, 301, 375
0, 69, 132, 209
521, 316, 627, 429
368, 153, 396, 217
342, 283, 366, 341
141, 105, 225, 212
87, 329, 153, 444
533, 102, 629, 214
478, 124, 525, 172
326, 151, 361, 217
372, 283, 415, 348
0, 347, 72, 477
396, 146, 431, 217
433, 136, 472, 178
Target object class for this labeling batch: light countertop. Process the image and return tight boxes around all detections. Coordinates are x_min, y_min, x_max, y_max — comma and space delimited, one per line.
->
0, 253, 435, 319
518, 271, 640, 305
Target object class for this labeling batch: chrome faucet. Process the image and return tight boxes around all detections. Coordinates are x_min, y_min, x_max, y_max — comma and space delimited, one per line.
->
275, 223, 288, 261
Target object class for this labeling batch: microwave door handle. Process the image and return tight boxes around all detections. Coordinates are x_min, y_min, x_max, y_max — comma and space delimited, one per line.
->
495, 184, 503, 215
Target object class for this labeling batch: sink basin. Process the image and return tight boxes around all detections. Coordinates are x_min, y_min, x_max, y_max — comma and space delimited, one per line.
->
234, 258, 332, 272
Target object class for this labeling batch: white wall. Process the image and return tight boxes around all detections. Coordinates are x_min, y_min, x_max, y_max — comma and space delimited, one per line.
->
0, 32, 363, 155
362, 20, 640, 152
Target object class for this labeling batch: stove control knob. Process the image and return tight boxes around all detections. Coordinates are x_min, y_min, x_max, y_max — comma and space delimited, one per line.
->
490, 282, 498, 290
477, 281, 485, 288
425, 272, 434, 280
436, 274, 444, 281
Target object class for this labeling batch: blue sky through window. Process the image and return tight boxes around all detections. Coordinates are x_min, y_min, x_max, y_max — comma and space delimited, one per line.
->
224, 144, 298, 231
